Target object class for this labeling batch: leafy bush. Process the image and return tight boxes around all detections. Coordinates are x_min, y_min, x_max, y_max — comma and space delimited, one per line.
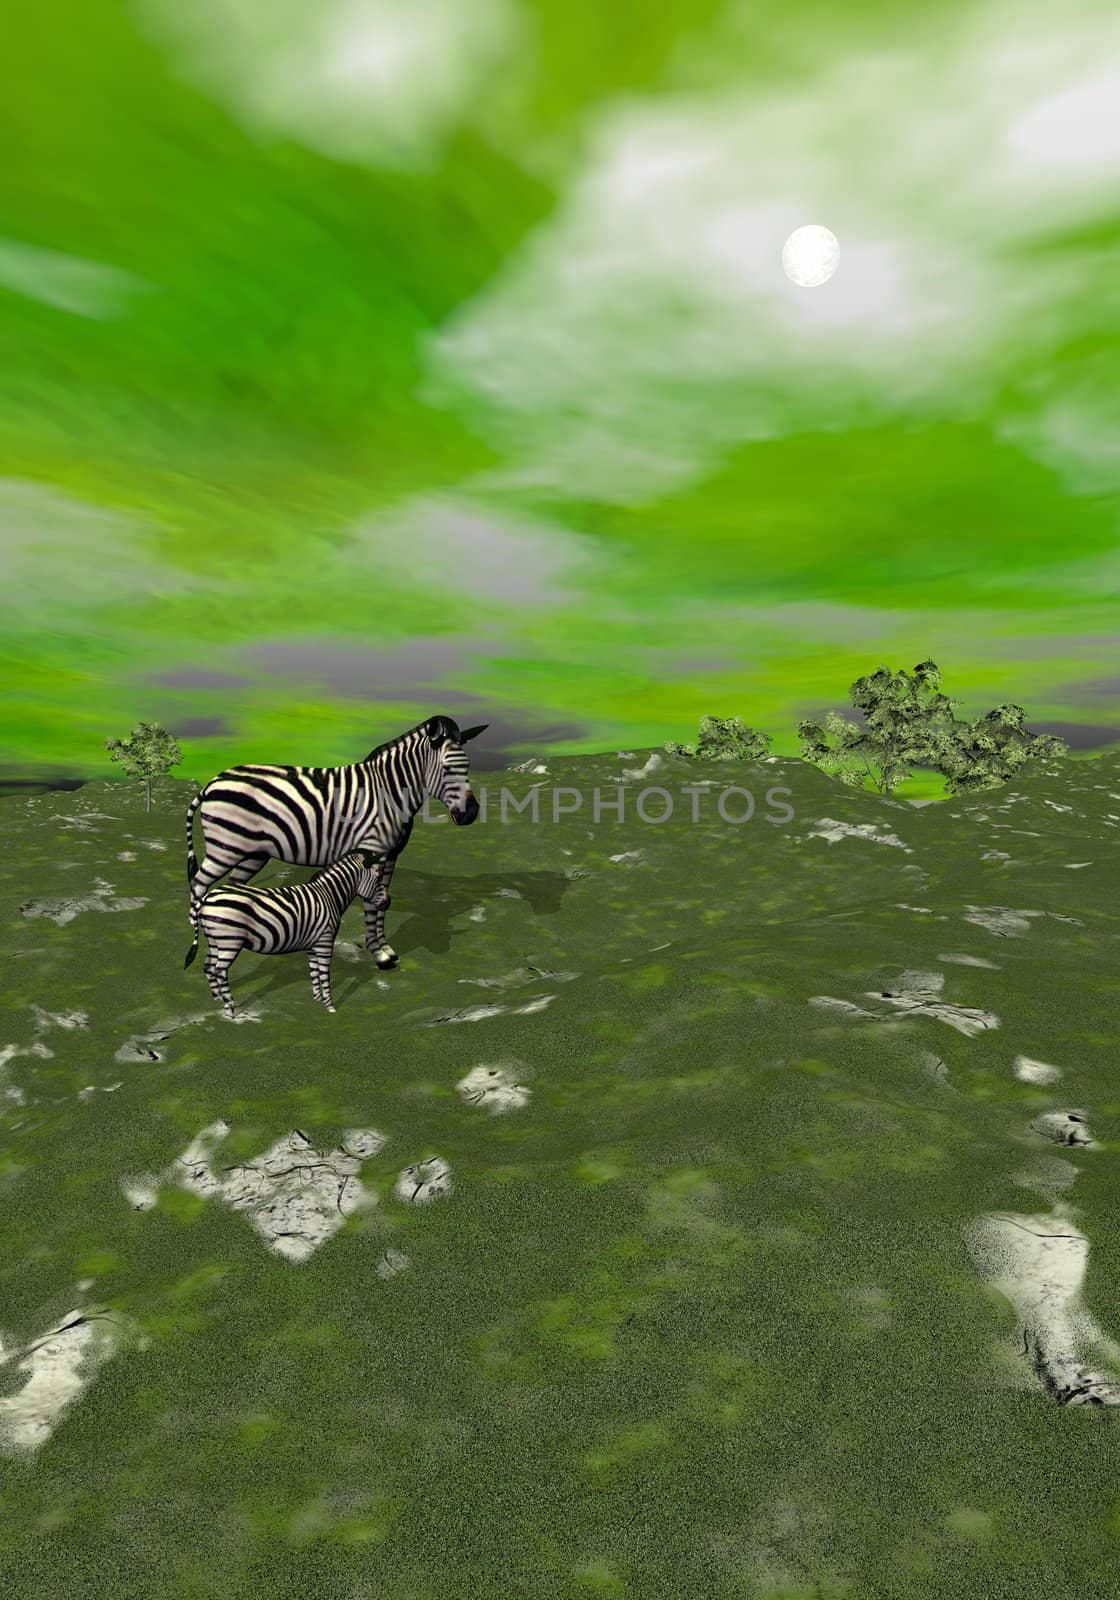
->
798, 661, 1069, 797
932, 703, 1068, 793
798, 660, 956, 796
665, 715, 772, 761
105, 720, 182, 812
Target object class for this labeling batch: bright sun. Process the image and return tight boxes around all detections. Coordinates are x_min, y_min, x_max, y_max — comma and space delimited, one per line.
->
782, 224, 840, 287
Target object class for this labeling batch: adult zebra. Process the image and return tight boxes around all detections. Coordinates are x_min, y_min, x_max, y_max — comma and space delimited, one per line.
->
185, 715, 487, 970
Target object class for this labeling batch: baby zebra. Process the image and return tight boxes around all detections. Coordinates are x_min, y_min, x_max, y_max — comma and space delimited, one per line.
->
184, 848, 382, 1017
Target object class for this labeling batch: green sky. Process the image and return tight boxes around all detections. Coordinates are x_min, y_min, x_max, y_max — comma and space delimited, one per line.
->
2, 0, 1118, 780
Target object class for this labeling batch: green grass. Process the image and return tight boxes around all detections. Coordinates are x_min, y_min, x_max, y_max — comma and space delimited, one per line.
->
1, 747, 1118, 1598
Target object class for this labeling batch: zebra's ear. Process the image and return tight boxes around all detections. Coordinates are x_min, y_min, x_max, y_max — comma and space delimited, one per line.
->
425, 717, 448, 747
459, 724, 488, 743
357, 848, 378, 867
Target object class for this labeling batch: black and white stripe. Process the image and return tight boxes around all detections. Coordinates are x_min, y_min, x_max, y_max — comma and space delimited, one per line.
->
185, 715, 486, 971
184, 848, 382, 1015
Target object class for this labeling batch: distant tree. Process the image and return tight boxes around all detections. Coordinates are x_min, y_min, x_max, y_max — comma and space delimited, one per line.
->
665, 715, 772, 761
798, 659, 959, 797
932, 704, 1068, 794
105, 720, 182, 812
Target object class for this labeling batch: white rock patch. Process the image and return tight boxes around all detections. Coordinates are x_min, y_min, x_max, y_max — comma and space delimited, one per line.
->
120, 1174, 160, 1210
47, 811, 118, 831
807, 819, 912, 852
620, 752, 664, 781
425, 994, 555, 1025
122, 1123, 386, 1263
456, 1061, 531, 1113
0, 1039, 54, 1105
966, 1206, 1120, 1407
1014, 1056, 1063, 1086
918, 1052, 955, 1089
429, 1002, 506, 1024
869, 971, 1000, 1037
808, 995, 880, 1021
459, 965, 577, 991
375, 1247, 410, 1280
812, 972, 999, 1036
514, 994, 553, 1015
20, 882, 148, 925
1031, 1110, 1099, 1149
394, 1156, 452, 1205
963, 906, 1043, 937
31, 1006, 89, 1032
938, 954, 1000, 969
457, 966, 540, 992
0, 1306, 138, 1455
114, 1008, 230, 1063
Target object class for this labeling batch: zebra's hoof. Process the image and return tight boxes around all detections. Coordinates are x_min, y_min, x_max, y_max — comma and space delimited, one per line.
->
374, 950, 398, 969
325, 1004, 336, 1013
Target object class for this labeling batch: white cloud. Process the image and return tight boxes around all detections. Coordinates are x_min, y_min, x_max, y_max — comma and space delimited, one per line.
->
135, 0, 526, 169
347, 492, 613, 606
1002, 391, 1120, 495
0, 237, 144, 319
425, 0, 1120, 504
1003, 62, 1120, 183
0, 480, 212, 610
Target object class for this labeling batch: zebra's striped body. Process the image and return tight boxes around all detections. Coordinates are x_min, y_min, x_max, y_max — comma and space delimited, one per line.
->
184, 848, 382, 1015
186, 715, 486, 972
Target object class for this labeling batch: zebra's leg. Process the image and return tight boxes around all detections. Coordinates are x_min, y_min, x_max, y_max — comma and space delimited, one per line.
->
190, 850, 268, 907
222, 853, 271, 889
361, 858, 398, 968
308, 939, 336, 1013
204, 943, 241, 1018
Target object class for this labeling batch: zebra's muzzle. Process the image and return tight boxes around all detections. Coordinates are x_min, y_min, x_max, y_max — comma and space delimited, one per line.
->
450, 793, 480, 825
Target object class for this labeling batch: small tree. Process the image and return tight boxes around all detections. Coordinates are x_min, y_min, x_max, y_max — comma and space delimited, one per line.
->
798, 659, 959, 797
666, 715, 772, 761
105, 720, 182, 812
932, 704, 1068, 794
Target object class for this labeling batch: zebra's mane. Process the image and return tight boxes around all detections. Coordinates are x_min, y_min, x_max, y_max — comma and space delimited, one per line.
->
363, 715, 461, 763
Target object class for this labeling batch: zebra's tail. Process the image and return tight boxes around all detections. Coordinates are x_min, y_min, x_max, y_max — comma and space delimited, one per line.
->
184, 880, 203, 969
186, 785, 205, 885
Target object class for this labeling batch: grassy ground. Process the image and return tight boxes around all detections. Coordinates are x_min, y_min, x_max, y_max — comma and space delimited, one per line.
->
1, 747, 1118, 1599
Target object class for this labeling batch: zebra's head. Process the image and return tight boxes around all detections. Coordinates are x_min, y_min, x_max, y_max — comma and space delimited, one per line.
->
354, 848, 383, 896
420, 715, 486, 825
